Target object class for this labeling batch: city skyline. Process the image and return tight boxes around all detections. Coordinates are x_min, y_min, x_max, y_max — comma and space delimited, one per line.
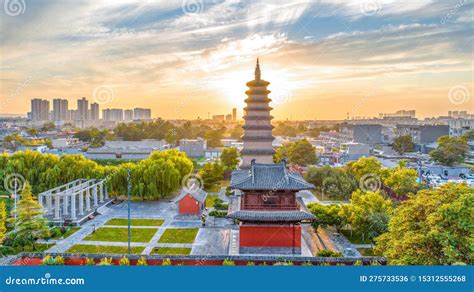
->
1, 0, 472, 120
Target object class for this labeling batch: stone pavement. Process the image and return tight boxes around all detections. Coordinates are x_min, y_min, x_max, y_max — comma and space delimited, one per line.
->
217, 187, 230, 203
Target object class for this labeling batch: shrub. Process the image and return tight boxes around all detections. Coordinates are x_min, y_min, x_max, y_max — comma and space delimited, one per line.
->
246, 261, 255, 266
85, 258, 95, 266
316, 249, 342, 257
208, 210, 227, 218
119, 256, 130, 266
42, 255, 64, 265
162, 258, 172, 266
97, 257, 113, 266
353, 260, 363, 266
137, 257, 148, 266
273, 261, 294, 266
222, 259, 235, 266
54, 256, 65, 265
42, 255, 55, 266
301, 261, 313, 266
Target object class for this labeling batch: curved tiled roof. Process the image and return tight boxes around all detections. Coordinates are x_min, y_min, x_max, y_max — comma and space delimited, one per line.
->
230, 162, 314, 191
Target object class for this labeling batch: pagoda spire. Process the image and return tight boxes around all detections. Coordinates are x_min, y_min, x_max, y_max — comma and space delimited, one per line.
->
254, 58, 261, 80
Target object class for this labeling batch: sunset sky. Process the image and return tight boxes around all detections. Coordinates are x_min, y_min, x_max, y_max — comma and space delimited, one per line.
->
0, 0, 472, 120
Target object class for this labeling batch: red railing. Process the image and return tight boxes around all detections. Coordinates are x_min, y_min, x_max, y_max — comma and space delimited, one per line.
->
241, 203, 299, 211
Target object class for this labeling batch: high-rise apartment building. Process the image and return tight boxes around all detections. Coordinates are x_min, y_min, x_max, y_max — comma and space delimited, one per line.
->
52, 98, 68, 122
133, 108, 151, 120
90, 102, 99, 120
124, 109, 134, 121
77, 97, 89, 120
31, 98, 50, 121
102, 109, 123, 122
232, 108, 237, 121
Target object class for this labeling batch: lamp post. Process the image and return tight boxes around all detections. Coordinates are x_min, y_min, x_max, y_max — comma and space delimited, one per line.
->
127, 169, 131, 255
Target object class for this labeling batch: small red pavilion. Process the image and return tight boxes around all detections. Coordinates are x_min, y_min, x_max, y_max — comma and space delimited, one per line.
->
176, 189, 207, 215
227, 160, 315, 254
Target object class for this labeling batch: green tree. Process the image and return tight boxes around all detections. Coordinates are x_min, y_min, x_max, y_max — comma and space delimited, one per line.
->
230, 125, 243, 140
383, 166, 419, 198
375, 183, 474, 265
220, 148, 239, 170
198, 162, 224, 189
10, 183, 50, 251
346, 156, 388, 181
274, 139, 318, 166
205, 128, 225, 148
305, 166, 357, 199
308, 203, 346, 232
429, 136, 470, 166
0, 201, 6, 244
392, 135, 415, 154
462, 130, 474, 141
340, 190, 393, 242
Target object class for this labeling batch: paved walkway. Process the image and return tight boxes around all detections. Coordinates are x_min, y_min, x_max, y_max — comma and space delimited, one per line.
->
217, 187, 230, 203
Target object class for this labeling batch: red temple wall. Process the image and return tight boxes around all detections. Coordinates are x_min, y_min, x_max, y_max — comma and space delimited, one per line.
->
178, 195, 200, 215
240, 225, 301, 247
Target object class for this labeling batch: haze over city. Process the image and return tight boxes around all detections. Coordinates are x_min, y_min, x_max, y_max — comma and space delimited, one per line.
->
1, 0, 472, 120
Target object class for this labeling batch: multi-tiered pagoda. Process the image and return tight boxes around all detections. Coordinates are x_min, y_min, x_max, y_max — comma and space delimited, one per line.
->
240, 59, 275, 168
228, 60, 316, 255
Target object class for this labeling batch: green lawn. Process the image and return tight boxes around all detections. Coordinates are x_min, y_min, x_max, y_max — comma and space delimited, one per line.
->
206, 195, 218, 208
2, 243, 55, 255
151, 247, 192, 255
67, 244, 144, 254
340, 229, 372, 244
105, 218, 164, 227
83, 227, 158, 243
158, 228, 199, 244
50, 227, 81, 240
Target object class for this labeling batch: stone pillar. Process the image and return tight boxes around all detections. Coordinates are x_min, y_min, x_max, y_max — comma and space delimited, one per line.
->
47, 193, 53, 215
79, 190, 84, 215
54, 195, 61, 220
93, 185, 98, 207
86, 188, 91, 211
99, 182, 104, 203
63, 190, 69, 215
105, 184, 109, 200
70, 194, 77, 220
38, 194, 43, 207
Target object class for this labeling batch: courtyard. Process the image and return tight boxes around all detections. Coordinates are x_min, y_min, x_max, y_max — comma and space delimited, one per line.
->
42, 191, 357, 258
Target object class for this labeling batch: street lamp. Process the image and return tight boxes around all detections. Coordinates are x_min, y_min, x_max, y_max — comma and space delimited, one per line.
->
127, 169, 131, 255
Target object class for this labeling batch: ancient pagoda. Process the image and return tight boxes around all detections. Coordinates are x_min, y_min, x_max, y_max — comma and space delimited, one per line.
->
227, 60, 316, 255
240, 59, 275, 168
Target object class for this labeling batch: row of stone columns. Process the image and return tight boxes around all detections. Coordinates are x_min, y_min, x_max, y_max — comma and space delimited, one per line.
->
38, 179, 109, 222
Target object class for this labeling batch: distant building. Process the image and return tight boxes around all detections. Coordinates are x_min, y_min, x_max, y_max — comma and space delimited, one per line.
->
396, 124, 449, 144
212, 115, 225, 122
341, 142, 370, 162
52, 99, 68, 122
52, 138, 81, 149
379, 110, 416, 118
86, 139, 166, 160
226, 114, 232, 121
31, 98, 50, 122
179, 138, 207, 158
102, 109, 123, 122
133, 108, 151, 120
232, 108, 237, 121
124, 109, 134, 121
77, 97, 89, 121
90, 102, 99, 121
342, 124, 383, 145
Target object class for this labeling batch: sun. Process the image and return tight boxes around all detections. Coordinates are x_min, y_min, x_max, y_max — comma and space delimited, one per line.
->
212, 66, 294, 110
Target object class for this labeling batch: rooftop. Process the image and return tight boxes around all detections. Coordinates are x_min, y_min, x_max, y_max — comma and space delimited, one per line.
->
230, 161, 314, 191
